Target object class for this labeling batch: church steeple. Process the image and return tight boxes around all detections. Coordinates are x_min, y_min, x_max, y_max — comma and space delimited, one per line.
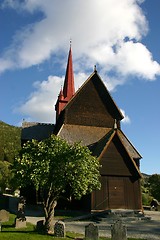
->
63, 43, 75, 99
55, 44, 75, 120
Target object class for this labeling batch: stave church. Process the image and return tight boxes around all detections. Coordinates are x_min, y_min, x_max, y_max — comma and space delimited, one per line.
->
22, 45, 142, 212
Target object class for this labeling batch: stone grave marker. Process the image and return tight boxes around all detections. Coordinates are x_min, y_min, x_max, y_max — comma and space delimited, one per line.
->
111, 219, 127, 240
54, 221, 65, 237
85, 223, 99, 240
15, 196, 26, 228
0, 209, 9, 222
36, 220, 45, 232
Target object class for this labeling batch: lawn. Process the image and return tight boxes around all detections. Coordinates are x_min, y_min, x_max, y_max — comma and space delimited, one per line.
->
0, 214, 146, 240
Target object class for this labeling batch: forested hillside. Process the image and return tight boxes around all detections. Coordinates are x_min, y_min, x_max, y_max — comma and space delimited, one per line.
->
0, 121, 21, 163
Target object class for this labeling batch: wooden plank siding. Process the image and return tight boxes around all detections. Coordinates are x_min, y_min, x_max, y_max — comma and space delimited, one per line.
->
100, 136, 133, 176
91, 133, 142, 211
92, 176, 142, 210
66, 80, 114, 127
65, 74, 122, 128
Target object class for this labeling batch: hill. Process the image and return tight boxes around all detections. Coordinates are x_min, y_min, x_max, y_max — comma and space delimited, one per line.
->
0, 121, 21, 163
142, 173, 151, 178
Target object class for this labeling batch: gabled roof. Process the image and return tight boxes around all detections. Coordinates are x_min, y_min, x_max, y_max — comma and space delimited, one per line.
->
92, 129, 142, 178
54, 70, 124, 131
65, 70, 123, 120
117, 129, 142, 159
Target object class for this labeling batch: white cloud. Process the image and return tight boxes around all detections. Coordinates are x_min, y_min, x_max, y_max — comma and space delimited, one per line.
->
0, 58, 13, 72
113, 41, 160, 79
18, 75, 63, 123
17, 72, 87, 123
120, 109, 131, 124
1, 0, 160, 123
1, 0, 157, 80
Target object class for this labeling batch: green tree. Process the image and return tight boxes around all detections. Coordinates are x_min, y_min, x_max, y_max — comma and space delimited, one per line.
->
13, 135, 101, 233
0, 160, 13, 192
141, 178, 152, 206
148, 174, 160, 201
0, 121, 21, 163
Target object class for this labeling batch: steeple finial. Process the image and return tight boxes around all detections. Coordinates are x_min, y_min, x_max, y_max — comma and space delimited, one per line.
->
94, 65, 97, 72
114, 119, 117, 130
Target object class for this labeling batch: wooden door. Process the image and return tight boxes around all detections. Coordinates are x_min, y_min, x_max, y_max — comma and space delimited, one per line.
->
108, 177, 125, 209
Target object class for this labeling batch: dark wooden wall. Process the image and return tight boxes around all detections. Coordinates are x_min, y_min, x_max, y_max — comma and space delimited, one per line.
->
65, 80, 114, 127
91, 134, 142, 211
100, 135, 139, 177
91, 176, 142, 210
64, 74, 123, 128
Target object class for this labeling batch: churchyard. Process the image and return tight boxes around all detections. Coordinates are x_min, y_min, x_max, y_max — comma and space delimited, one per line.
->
0, 192, 159, 239
0, 212, 146, 240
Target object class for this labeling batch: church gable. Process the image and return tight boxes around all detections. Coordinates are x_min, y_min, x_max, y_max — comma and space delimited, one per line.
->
63, 71, 123, 128
97, 132, 141, 178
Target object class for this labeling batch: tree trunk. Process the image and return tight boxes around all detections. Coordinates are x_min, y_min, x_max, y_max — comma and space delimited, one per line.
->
44, 200, 57, 234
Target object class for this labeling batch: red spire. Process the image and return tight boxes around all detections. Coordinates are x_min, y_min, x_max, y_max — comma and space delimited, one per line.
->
58, 87, 64, 101
55, 43, 75, 120
63, 44, 75, 99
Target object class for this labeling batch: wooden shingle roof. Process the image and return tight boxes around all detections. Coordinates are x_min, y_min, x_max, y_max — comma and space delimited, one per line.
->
57, 124, 112, 146
21, 122, 54, 141
117, 130, 142, 160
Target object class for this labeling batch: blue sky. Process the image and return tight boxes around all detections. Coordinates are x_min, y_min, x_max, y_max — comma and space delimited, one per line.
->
0, 0, 160, 174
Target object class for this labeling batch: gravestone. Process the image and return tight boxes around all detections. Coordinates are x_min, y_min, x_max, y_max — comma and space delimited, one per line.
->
15, 196, 26, 228
0, 209, 9, 222
85, 223, 99, 240
111, 219, 127, 240
54, 221, 65, 237
36, 220, 45, 232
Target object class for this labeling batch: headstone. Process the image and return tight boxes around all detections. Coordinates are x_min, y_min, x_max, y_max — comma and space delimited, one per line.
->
54, 221, 65, 237
36, 220, 45, 232
15, 218, 27, 228
15, 196, 26, 228
0, 209, 9, 222
85, 223, 99, 240
111, 219, 127, 240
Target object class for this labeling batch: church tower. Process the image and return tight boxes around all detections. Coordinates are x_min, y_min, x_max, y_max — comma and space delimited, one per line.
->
55, 44, 75, 120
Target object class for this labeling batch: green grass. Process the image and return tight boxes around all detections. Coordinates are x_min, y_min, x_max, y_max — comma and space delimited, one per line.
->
0, 214, 146, 240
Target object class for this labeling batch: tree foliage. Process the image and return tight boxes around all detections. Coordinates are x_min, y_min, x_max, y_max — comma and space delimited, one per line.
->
148, 174, 160, 201
0, 121, 21, 192
0, 160, 13, 192
0, 121, 21, 163
141, 177, 152, 206
13, 135, 101, 233
141, 174, 160, 205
